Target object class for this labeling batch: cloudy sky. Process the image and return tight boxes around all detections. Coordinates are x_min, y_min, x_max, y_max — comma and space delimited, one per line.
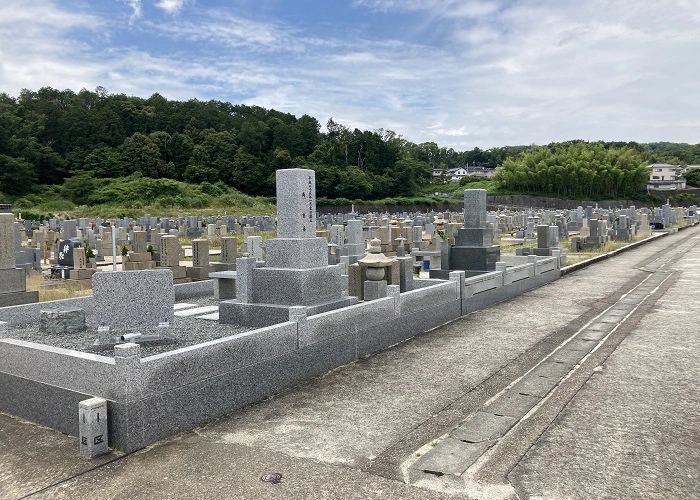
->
1, 0, 698, 150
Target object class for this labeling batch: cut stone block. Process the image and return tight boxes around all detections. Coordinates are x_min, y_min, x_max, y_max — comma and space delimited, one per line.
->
159, 265, 187, 279
185, 266, 210, 280
0, 268, 26, 293
40, 308, 86, 334
264, 238, 328, 269
0, 290, 38, 307
252, 267, 344, 306
69, 269, 93, 280
79, 397, 108, 458
364, 280, 387, 301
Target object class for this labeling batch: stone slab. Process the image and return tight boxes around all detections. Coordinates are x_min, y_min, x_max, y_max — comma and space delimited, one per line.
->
0, 290, 38, 307
451, 411, 517, 443
220, 296, 358, 328
219, 302, 295, 327
173, 306, 219, 317
209, 262, 236, 272
196, 312, 219, 321
530, 360, 573, 379
411, 437, 490, 475
486, 391, 541, 419
454, 227, 492, 247
551, 348, 588, 365
138, 323, 298, 397
463, 189, 487, 229
510, 373, 559, 398
173, 303, 197, 311
578, 328, 610, 342
127, 252, 152, 263
300, 297, 394, 348
0, 371, 92, 437
92, 270, 174, 329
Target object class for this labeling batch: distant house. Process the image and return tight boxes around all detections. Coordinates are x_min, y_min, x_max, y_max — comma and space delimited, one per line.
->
647, 163, 686, 191
447, 167, 470, 181
442, 166, 495, 182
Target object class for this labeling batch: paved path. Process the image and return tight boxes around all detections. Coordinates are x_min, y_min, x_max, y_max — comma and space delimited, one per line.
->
2, 226, 699, 499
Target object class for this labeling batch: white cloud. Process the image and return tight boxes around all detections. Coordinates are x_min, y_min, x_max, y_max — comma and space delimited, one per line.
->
0, 0, 699, 151
354, 0, 503, 18
150, 12, 302, 51
155, 0, 189, 15
127, 0, 142, 25
0, 0, 105, 92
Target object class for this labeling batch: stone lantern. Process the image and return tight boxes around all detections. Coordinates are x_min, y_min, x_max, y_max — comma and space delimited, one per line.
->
350, 238, 398, 300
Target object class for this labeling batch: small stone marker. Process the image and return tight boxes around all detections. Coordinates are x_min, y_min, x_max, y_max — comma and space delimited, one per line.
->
78, 397, 108, 458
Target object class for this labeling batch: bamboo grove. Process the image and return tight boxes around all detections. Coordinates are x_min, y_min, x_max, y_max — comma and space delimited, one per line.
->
492, 141, 652, 198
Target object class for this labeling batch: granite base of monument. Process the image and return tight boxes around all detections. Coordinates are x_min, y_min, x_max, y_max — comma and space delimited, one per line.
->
0, 290, 39, 307
251, 266, 347, 306
220, 296, 359, 328
450, 246, 501, 272
0, 269, 27, 294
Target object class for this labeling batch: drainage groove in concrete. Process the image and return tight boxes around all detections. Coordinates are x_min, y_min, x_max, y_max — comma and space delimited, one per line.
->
406, 269, 673, 480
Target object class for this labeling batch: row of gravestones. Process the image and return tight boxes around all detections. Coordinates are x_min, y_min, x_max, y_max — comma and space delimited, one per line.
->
0, 214, 38, 307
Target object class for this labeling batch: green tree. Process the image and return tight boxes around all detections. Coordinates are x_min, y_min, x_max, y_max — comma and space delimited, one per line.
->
118, 132, 164, 178
683, 168, 700, 187
0, 154, 36, 195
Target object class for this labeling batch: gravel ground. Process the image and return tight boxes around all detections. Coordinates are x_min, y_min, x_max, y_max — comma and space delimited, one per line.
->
5, 297, 254, 358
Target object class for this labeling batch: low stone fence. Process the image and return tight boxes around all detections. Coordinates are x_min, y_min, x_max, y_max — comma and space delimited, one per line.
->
0, 258, 559, 452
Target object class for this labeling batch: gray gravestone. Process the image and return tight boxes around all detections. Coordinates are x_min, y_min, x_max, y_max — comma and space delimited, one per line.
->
92, 270, 174, 329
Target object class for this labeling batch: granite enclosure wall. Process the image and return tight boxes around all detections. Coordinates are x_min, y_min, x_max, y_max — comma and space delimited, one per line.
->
0, 257, 560, 452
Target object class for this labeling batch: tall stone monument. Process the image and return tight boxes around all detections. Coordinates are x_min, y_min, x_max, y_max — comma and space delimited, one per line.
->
441, 189, 500, 277
0, 214, 39, 307
219, 168, 357, 327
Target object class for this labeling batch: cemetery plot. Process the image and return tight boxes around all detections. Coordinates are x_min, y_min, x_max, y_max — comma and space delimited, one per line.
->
6, 297, 251, 357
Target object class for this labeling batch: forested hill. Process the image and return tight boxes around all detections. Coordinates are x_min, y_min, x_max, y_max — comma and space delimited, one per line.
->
0, 86, 516, 201
1, 86, 699, 206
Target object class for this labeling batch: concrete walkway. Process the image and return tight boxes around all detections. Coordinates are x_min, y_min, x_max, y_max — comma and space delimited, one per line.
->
2, 226, 699, 499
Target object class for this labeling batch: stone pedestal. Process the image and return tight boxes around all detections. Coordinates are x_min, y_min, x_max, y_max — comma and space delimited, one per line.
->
447, 190, 500, 274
